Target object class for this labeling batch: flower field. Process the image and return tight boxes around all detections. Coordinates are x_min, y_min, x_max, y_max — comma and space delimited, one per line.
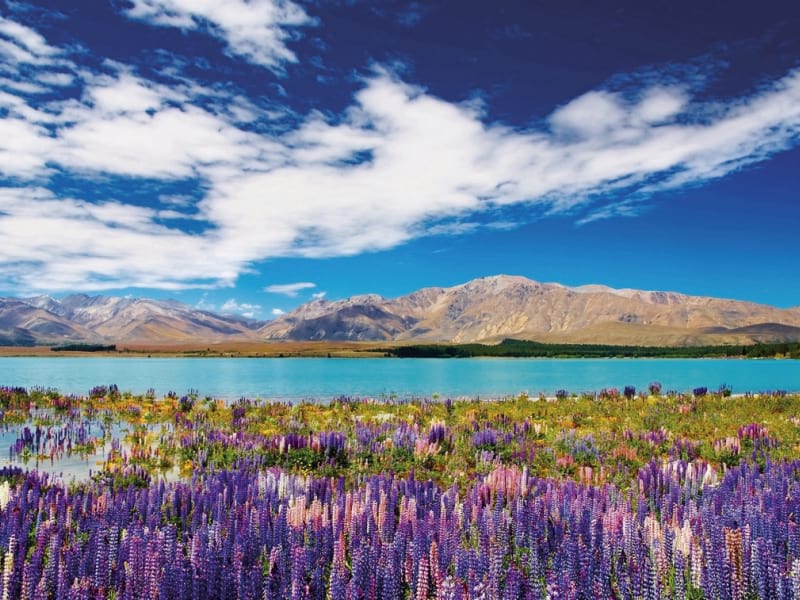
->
1, 385, 800, 598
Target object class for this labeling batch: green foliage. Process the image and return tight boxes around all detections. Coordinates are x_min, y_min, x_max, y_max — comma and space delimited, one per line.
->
51, 344, 117, 352
284, 447, 323, 470
385, 339, 800, 359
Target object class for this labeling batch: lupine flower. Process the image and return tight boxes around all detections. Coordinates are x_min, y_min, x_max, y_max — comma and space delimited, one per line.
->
1, 388, 800, 599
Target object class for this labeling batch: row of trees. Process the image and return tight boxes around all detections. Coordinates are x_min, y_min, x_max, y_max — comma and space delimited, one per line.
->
387, 339, 800, 358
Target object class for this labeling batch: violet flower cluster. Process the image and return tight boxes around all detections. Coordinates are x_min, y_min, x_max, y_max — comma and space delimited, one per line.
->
0, 456, 799, 599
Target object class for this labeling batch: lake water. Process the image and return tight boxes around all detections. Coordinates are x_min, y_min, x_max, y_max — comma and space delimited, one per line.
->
0, 419, 122, 480
0, 417, 173, 481
0, 357, 797, 400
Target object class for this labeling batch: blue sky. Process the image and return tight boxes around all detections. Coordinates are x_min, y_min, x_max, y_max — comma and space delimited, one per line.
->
0, 0, 798, 319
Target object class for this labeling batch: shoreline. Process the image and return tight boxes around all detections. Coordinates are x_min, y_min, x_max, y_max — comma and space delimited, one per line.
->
0, 341, 390, 359
0, 352, 793, 361
0, 347, 794, 360
2, 339, 798, 360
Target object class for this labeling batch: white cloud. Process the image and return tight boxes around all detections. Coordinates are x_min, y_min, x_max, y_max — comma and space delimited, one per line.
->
0, 187, 236, 292
122, 0, 314, 70
203, 67, 800, 266
549, 90, 628, 138
271, 308, 285, 316
220, 298, 262, 319
1, 14, 800, 292
0, 62, 280, 180
427, 221, 480, 236
195, 294, 216, 311
264, 282, 316, 297
0, 76, 47, 94
576, 200, 644, 226
57, 105, 262, 178
311, 291, 326, 300
0, 117, 53, 177
35, 71, 74, 87
89, 74, 164, 114
634, 87, 688, 123
0, 15, 59, 63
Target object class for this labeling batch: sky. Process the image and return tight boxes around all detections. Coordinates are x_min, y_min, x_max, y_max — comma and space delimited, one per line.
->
0, 0, 798, 320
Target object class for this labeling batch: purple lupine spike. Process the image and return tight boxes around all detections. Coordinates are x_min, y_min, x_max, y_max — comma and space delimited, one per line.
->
3, 391, 800, 599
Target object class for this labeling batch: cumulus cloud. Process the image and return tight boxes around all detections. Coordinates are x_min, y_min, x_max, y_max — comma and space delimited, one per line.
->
122, 0, 314, 70
1, 13, 800, 292
634, 87, 688, 123
550, 90, 628, 138
220, 298, 262, 319
271, 308, 285, 316
264, 282, 317, 297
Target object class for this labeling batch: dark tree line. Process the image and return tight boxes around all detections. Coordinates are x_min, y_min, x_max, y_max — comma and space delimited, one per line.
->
385, 339, 800, 358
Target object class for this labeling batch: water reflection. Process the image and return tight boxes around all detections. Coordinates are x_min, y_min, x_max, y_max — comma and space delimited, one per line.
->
0, 414, 177, 481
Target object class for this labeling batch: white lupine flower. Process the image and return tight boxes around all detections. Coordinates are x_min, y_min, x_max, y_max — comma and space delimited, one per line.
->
0, 481, 10, 511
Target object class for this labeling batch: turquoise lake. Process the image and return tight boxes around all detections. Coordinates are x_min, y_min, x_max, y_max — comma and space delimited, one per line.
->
0, 357, 797, 400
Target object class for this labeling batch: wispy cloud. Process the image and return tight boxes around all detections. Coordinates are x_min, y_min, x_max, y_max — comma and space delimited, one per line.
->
220, 298, 262, 319
575, 200, 646, 226
122, 0, 315, 70
394, 3, 427, 28
265, 282, 316, 297
1, 12, 800, 292
0, 14, 59, 63
195, 293, 216, 312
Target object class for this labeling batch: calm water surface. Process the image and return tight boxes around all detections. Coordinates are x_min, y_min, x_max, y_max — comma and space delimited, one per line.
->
0, 419, 172, 480
0, 357, 797, 400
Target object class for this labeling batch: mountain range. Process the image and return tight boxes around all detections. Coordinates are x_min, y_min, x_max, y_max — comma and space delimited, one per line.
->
2, 276, 800, 346
0, 294, 257, 346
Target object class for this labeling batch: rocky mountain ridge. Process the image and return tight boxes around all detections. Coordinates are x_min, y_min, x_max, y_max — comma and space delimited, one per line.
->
259, 275, 800, 344
1, 275, 799, 346
0, 294, 259, 345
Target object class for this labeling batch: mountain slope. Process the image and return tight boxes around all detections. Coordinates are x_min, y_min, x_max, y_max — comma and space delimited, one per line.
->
0, 298, 96, 345
1, 295, 261, 344
259, 275, 800, 344
2, 276, 799, 346
53, 295, 258, 341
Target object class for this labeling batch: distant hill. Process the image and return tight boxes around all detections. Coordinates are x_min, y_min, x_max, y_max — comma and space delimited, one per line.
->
2, 276, 800, 346
259, 275, 800, 345
0, 298, 96, 345
0, 294, 260, 345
